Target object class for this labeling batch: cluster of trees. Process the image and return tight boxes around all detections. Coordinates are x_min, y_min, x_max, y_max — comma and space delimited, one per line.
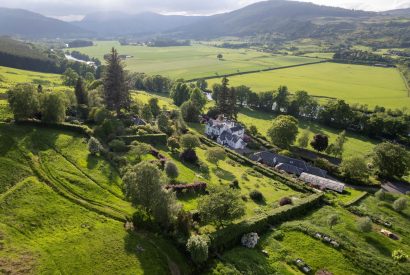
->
333, 49, 393, 65
170, 82, 207, 123
7, 83, 74, 124
68, 50, 101, 66
148, 39, 191, 47
130, 73, 173, 94
67, 40, 93, 48
208, 81, 409, 143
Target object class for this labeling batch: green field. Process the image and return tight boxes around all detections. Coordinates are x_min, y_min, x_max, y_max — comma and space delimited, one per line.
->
0, 123, 189, 274
238, 107, 378, 158
71, 41, 323, 80
208, 62, 410, 109
0, 66, 64, 94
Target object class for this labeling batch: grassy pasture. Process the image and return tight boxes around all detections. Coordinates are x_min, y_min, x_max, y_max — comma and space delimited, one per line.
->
0, 66, 64, 94
237, 107, 378, 158
71, 41, 323, 80
207, 62, 410, 109
0, 123, 190, 274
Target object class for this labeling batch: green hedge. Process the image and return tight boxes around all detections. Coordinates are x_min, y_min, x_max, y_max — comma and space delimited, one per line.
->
15, 120, 92, 137
120, 134, 167, 145
208, 193, 323, 252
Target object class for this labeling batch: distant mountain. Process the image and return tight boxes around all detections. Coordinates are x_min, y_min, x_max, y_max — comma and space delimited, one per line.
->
171, 0, 373, 39
382, 8, 410, 16
75, 11, 205, 36
0, 8, 89, 38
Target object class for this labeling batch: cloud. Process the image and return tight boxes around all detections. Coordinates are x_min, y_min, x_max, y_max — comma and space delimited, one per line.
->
1, 0, 409, 20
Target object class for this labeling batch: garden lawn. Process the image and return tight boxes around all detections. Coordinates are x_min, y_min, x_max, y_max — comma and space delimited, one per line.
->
238, 107, 378, 158
71, 41, 323, 80
132, 91, 176, 110
207, 62, 410, 109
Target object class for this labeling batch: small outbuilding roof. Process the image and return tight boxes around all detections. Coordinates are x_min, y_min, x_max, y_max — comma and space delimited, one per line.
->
300, 172, 345, 193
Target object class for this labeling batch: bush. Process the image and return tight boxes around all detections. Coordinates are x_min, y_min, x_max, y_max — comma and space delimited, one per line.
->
393, 197, 407, 212
180, 134, 200, 149
229, 180, 239, 189
108, 139, 128, 153
314, 158, 338, 174
180, 149, 198, 164
241, 232, 260, 248
198, 160, 210, 175
186, 235, 210, 264
375, 189, 387, 201
165, 161, 179, 180
392, 249, 408, 262
250, 190, 264, 202
272, 230, 284, 240
357, 217, 373, 232
279, 197, 292, 206
88, 137, 102, 155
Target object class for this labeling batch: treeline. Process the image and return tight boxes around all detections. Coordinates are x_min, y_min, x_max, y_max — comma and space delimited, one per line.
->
207, 80, 410, 145
333, 49, 394, 66
147, 39, 191, 47
67, 40, 93, 48
67, 50, 101, 66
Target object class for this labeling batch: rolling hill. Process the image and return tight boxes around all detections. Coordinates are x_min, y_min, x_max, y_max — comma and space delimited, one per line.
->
171, 0, 373, 39
0, 7, 89, 38
74, 11, 204, 36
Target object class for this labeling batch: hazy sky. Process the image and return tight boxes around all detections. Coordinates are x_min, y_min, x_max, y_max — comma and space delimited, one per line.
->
1, 0, 410, 20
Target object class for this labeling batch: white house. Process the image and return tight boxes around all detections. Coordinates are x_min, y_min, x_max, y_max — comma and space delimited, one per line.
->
205, 119, 247, 149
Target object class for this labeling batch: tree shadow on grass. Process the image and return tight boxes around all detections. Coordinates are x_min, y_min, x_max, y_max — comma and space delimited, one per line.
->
123, 230, 170, 274
86, 154, 98, 170
212, 167, 236, 181
364, 235, 391, 257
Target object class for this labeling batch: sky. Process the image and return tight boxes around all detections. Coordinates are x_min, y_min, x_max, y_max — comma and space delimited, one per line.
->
1, 0, 410, 21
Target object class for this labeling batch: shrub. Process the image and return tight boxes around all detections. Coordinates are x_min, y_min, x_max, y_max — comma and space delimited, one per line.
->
357, 217, 373, 232
393, 197, 407, 212
198, 160, 210, 175
241, 232, 260, 248
108, 139, 128, 153
186, 235, 210, 264
375, 189, 387, 201
314, 158, 338, 174
272, 230, 284, 240
180, 149, 198, 164
279, 197, 292, 206
206, 147, 226, 166
167, 136, 180, 152
88, 137, 102, 155
229, 180, 239, 189
165, 161, 179, 180
250, 190, 264, 202
311, 134, 329, 152
392, 249, 408, 262
327, 214, 339, 229
180, 134, 200, 149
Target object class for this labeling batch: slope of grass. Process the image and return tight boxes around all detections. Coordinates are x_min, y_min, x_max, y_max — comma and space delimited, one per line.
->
72, 41, 323, 80
0, 177, 188, 274
0, 66, 64, 94
0, 124, 190, 274
207, 62, 410, 109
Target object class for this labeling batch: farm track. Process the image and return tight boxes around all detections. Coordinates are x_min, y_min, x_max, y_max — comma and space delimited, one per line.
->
185, 60, 328, 82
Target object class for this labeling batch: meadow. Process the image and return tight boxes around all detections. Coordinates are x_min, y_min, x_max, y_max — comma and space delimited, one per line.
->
207, 62, 410, 109
71, 41, 323, 80
0, 66, 65, 94
0, 123, 190, 274
237, 107, 378, 159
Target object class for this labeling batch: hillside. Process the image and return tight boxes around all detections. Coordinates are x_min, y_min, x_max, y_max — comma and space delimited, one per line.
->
75, 11, 204, 36
0, 8, 89, 38
171, 0, 372, 39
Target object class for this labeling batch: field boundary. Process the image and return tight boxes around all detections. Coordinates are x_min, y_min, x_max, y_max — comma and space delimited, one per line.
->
185, 60, 328, 82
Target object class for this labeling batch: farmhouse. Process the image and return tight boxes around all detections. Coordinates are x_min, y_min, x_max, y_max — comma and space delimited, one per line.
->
250, 151, 327, 177
205, 119, 247, 149
299, 172, 345, 193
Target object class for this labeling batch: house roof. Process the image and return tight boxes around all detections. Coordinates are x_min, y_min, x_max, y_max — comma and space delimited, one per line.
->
132, 116, 146, 126
305, 166, 327, 178
230, 125, 244, 132
219, 130, 245, 144
275, 163, 303, 175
